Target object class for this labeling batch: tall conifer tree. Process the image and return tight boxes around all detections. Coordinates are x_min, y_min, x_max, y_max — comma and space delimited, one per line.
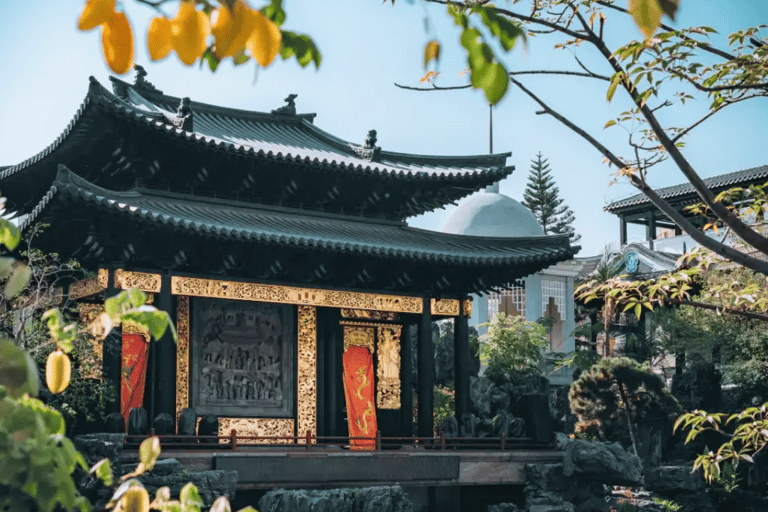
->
522, 152, 581, 243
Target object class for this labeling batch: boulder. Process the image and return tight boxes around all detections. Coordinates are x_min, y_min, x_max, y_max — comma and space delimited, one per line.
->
150, 458, 182, 476
104, 412, 126, 433
198, 415, 218, 443
258, 486, 413, 512
153, 413, 174, 436
178, 407, 197, 436
563, 439, 642, 486
470, 377, 495, 418
127, 407, 149, 436
440, 416, 459, 439
139, 469, 238, 507
644, 465, 704, 494
460, 412, 477, 438
74, 433, 126, 466
511, 393, 553, 443
487, 504, 521, 512
477, 418, 494, 438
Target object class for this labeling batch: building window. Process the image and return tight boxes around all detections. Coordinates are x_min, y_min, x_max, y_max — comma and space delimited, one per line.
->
488, 281, 526, 319
541, 279, 566, 321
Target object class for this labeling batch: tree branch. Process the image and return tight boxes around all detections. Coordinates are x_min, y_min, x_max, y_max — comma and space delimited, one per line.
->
394, 83, 472, 91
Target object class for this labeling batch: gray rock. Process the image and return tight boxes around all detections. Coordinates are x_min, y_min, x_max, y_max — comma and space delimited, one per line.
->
178, 407, 197, 436
477, 418, 494, 438
470, 377, 495, 418
526, 490, 575, 512
555, 432, 573, 451
104, 412, 126, 433
198, 415, 218, 443
574, 496, 606, 512
644, 465, 704, 494
487, 504, 521, 512
511, 393, 553, 443
259, 486, 413, 512
153, 413, 174, 436
128, 407, 149, 436
563, 439, 642, 486
460, 412, 477, 438
74, 433, 126, 467
440, 416, 459, 439
139, 469, 238, 507
526, 464, 569, 493
150, 458, 182, 476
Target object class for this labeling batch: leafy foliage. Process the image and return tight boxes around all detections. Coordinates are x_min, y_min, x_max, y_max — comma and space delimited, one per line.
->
674, 402, 768, 488
522, 152, 580, 243
480, 312, 547, 382
569, 357, 680, 454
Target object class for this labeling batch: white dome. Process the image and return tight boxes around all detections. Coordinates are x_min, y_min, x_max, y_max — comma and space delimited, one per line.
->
442, 192, 544, 237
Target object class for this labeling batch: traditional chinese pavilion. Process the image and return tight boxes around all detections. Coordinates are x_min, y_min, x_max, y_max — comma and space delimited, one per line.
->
1, 69, 577, 446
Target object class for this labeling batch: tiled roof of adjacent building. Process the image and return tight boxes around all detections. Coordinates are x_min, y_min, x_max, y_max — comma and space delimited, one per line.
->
605, 165, 768, 213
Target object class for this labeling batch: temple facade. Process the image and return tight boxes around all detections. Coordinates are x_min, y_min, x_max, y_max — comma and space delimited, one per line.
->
1, 70, 577, 444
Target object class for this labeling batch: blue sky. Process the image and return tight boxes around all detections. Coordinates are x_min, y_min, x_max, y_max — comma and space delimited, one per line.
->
0, 0, 765, 256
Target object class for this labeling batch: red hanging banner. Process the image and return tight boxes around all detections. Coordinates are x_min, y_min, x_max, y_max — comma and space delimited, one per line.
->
342, 345, 377, 450
120, 332, 149, 428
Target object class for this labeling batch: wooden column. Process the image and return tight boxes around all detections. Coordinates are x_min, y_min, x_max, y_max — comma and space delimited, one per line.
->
454, 300, 470, 422
320, 307, 341, 437
400, 323, 414, 437
155, 273, 177, 420
417, 297, 434, 438
102, 268, 122, 415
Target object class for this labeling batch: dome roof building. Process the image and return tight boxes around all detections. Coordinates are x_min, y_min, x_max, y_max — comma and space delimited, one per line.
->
441, 183, 582, 386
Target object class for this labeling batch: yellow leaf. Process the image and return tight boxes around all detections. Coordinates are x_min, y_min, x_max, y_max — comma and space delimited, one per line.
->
121, 487, 150, 512
628, 0, 662, 38
171, 1, 211, 66
424, 39, 440, 70
46, 350, 71, 394
102, 11, 134, 75
212, 0, 257, 59
247, 11, 281, 67
147, 17, 172, 61
78, 0, 115, 31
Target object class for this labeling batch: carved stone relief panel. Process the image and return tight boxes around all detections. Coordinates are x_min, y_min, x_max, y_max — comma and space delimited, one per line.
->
297, 306, 317, 439
191, 298, 294, 418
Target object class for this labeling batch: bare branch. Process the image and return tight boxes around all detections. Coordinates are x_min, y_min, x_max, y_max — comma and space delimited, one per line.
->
394, 82, 472, 91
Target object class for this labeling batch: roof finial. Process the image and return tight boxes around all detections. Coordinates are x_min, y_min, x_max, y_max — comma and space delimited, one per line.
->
170, 97, 193, 131
364, 130, 378, 149
132, 64, 162, 94
271, 94, 298, 115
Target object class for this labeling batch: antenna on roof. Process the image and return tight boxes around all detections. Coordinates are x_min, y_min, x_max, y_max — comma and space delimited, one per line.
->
489, 104, 493, 154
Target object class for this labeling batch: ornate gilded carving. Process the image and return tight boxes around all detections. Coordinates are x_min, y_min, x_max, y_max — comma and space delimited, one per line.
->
171, 276, 423, 314
376, 325, 401, 410
114, 269, 162, 293
97, 269, 108, 289
175, 296, 190, 424
218, 418, 294, 445
122, 322, 150, 342
69, 278, 104, 301
463, 298, 473, 318
79, 304, 105, 379
343, 326, 375, 353
430, 298, 460, 316
297, 305, 317, 440
340, 309, 399, 321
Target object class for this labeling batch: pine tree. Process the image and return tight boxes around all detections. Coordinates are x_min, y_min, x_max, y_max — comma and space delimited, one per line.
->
522, 152, 581, 243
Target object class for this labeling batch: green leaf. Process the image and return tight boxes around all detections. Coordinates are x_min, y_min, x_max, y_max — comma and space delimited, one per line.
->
606, 72, 624, 102
127, 288, 148, 308
139, 436, 161, 472
604, 120, 617, 128
4, 262, 30, 300
180, 482, 204, 512
629, 0, 662, 38
634, 303, 642, 319
121, 308, 176, 342
0, 218, 20, 251
91, 459, 113, 487
0, 338, 39, 397
473, 61, 509, 105
261, 0, 286, 26
424, 40, 440, 69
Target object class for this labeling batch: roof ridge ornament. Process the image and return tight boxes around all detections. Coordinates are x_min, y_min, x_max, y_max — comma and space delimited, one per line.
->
271, 94, 298, 115
352, 130, 381, 161
133, 64, 163, 95
165, 97, 194, 132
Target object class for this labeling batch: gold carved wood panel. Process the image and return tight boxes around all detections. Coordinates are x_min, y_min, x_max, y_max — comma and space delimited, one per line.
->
343, 326, 375, 353
175, 296, 190, 425
376, 325, 402, 410
297, 306, 317, 440
218, 418, 295, 444
114, 270, 162, 293
171, 276, 423, 314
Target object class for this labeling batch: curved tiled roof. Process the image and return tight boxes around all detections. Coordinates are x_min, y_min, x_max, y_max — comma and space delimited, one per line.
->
605, 165, 768, 213
27, 166, 576, 266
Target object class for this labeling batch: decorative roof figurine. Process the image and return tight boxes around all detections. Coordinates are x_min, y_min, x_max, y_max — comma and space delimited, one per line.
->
133, 64, 162, 95
168, 96, 193, 132
353, 129, 381, 161
271, 94, 298, 115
